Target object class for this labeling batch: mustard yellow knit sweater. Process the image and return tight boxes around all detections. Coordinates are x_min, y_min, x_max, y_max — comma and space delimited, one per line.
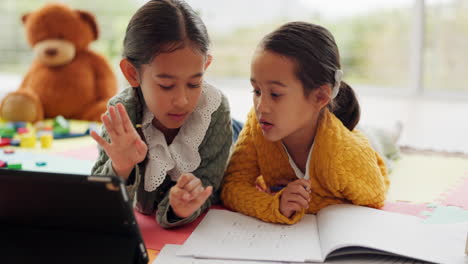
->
221, 108, 389, 224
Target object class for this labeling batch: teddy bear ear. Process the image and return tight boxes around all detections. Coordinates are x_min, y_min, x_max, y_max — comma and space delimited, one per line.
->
21, 13, 30, 24
76, 10, 99, 40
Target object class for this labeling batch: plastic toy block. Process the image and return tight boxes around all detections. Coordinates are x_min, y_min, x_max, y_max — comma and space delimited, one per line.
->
0, 138, 11, 147
7, 163, 22, 170
0, 127, 15, 138
3, 148, 15, 154
10, 139, 20, 146
35, 161, 47, 167
53, 116, 70, 135
54, 116, 69, 128
17, 127, 29, 134
40, 134, 53, 148
20, 135, 36, 148
53, 126, 70, 135
54, 115, 68, 126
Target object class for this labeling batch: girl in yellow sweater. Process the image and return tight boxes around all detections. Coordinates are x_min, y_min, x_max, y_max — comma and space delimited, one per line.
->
221, 22, 390, 224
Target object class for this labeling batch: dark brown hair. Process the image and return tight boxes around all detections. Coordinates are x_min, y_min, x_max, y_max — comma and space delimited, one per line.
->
122, 0, 210, 69
259, 22, 360, 130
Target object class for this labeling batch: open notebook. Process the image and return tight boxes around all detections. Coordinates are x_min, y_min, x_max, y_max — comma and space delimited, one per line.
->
155, 244, 432, 264
177, 204, 468, 264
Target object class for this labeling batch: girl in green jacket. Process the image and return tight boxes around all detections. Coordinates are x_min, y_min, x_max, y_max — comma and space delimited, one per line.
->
91, 0, 233, 228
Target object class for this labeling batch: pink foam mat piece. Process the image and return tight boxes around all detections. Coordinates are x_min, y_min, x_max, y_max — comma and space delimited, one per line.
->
135, 205, 225, 251
438, 176, 468, 210
381, 201, 430, 218
55, 145, 99, 161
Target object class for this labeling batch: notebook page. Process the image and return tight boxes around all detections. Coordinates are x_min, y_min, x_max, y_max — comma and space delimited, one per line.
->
157, 244, 425, 264
177, 209, 323, 263
317, 204, 468, 264
154, 244, 274, 264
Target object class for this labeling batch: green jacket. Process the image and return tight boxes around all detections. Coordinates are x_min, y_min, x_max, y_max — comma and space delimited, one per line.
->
91, 85, 232, 228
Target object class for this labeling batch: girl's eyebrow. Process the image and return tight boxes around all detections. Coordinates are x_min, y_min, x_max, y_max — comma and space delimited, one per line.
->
154, 72, 203, 79
250, 78, 287, 88
267, 80, 287, 87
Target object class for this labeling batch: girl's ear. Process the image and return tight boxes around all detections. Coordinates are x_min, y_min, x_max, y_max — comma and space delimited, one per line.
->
310, 84, 332, 110
204, 54, 213, 71
120, 59, 140, 87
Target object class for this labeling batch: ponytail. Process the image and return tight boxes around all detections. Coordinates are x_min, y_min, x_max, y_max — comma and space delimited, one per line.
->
328, 81, 360, 130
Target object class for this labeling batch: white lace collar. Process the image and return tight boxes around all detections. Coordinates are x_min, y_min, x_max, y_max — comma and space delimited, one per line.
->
141, 83, 222, 192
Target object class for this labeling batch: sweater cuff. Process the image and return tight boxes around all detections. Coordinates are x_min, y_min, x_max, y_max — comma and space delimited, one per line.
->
107, 160, 138, 202
158, 204, 201, 229
99, 159, 118, 177
125, 167, 137, 186
108, 160, 137, 186
272, 189, 306, 224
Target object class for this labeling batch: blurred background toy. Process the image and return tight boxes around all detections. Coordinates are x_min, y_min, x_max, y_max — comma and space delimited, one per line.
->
0, 3, 117, 122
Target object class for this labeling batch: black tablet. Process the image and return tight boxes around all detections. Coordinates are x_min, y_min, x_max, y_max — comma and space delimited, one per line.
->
0, 169, 148, 264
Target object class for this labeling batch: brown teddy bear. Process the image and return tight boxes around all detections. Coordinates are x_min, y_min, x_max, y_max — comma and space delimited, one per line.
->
0, 3, 117, 122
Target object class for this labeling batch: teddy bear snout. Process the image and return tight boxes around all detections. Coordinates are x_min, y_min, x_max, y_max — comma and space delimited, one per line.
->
33, 39, 76, 67
45, 48, 58, 57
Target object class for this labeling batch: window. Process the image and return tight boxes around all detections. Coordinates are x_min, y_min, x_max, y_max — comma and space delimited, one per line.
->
425, 0, 468, 94
189, 0, 413, 94
0, 0, 465, 97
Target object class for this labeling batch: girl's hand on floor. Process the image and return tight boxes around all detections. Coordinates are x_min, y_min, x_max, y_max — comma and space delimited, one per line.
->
279, 179, 311, 218
169, 173, 212, 218
91, 103, 147, 180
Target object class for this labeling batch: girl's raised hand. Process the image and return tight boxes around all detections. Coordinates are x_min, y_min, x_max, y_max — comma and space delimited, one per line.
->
90, 103, 148, 180
279, 179, 311, 218
169, 173, 212, 218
